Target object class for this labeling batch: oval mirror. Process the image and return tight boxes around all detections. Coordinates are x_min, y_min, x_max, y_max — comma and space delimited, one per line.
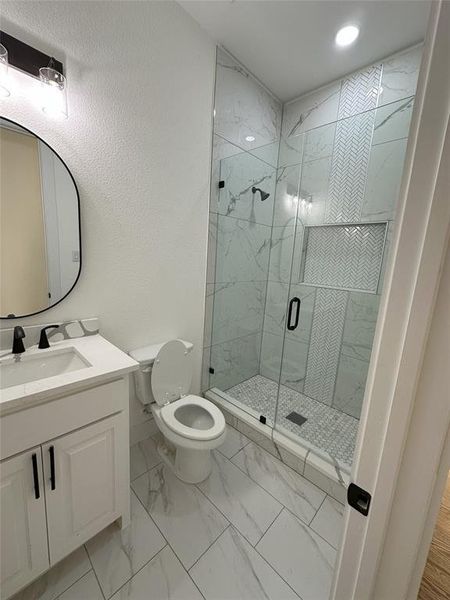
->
0, 117, 81, 318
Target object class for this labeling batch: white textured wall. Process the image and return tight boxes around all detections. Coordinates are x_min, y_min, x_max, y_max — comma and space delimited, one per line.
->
0, 1, 215, 412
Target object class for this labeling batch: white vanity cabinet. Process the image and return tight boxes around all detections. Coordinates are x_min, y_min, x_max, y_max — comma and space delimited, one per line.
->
0, 372, 134, 599
43, 414, 123, 563
0, 447, 50, 599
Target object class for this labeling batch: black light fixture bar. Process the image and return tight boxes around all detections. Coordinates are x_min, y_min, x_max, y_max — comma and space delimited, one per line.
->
0, 31, 64, 78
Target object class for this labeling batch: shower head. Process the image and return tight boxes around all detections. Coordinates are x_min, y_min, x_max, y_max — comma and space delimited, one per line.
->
252, 186, 270, 201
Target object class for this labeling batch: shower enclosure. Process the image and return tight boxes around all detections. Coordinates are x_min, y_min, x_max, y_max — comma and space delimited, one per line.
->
203, 47, 422, 471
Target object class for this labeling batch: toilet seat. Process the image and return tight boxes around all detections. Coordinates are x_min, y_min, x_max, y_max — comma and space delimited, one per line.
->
160, 395, 225, 441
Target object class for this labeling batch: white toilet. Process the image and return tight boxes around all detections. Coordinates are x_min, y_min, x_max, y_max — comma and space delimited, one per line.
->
130, 339, 226, 483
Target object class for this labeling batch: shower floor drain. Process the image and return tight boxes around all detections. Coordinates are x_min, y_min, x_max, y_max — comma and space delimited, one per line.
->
285, 412, 308, 427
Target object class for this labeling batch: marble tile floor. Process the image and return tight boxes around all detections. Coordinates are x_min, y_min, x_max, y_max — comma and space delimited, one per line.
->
13, 425, 344, 600
226, 375, 359, 467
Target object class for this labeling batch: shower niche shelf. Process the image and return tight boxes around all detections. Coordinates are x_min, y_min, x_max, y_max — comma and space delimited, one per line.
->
299, 221, 387, 293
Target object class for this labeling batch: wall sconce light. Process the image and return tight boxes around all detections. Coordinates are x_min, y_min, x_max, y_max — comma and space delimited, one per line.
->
0, 31, 67, 118
0, 44, 10, 97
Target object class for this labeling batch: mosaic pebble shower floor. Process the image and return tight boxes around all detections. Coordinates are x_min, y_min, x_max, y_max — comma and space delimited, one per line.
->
226, 375, 359, 467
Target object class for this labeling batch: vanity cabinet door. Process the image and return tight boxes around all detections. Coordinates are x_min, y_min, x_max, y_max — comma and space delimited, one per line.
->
0, 447, 49, 598
43, 415, 122, 563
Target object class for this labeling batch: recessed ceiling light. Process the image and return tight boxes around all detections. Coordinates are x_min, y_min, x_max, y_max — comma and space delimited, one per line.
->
335, 25, 359, 47
245, 135, 255, 142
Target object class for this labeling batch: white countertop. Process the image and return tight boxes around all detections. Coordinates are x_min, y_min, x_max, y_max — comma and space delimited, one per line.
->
0, 334, 139, 415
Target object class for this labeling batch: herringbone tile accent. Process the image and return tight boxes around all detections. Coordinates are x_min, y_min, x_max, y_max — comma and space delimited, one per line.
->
302, 223, 386, 292
303, 288, 347, 404
326, 111, 375, 223
325, 65, 382, 224
338, 64, 382, 119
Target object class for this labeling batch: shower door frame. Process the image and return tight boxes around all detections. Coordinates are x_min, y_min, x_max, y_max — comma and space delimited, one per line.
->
332, 2, 450, 598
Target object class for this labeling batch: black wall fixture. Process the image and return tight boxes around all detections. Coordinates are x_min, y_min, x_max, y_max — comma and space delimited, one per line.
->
0, 31, 64, 77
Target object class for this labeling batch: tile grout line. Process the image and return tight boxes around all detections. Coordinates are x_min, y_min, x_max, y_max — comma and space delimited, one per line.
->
85, 546, 107, 600
132, 459, 233, 562
253, 505, 337, 597
245, 512, 307, 600
98, 541, 169, 600
232, 434, 314, 488
230, 452, 322, 525
214, 132, 279, 170
208, 328, 268, 351
214, 210, 274, 229
308, 495, 345, 551
253, 542, 306, 600
93, 485, 174, 596
193, 468, 273, 549
130, 460, 163, 483
50, 565, 95, 600
310, 492, 328, 524
371, 133, 409, 148
187, 524, 232, 573
102, 488, 174, 600
192, 520, 305, 600
131, 483, 208, 600
281, 503, 340, 553
129, 430, 163, 471
199, 450, 287, 523
131, 488, 205, 598
256, 503, 284, 547
227, 438, 251, 460
284, 94, 414, 145
216, 426, 252, 460
182, 511, 230, 573
228, 443, 326, 523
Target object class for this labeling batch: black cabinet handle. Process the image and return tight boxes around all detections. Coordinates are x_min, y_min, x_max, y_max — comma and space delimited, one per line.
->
287, 297, 301, 331
31, 453, 40, 499
49, 446, 56, 490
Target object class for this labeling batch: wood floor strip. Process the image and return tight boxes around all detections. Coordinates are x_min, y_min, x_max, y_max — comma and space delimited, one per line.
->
418, 472, 450, 600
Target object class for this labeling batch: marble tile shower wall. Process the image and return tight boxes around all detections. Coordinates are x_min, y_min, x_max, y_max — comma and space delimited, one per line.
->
202, 48, 282, 392
260, 45, 422, 419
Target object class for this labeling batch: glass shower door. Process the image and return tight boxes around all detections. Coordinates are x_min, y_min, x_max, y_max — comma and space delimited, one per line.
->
207, 137, 279, 422
272, 101, 409, 469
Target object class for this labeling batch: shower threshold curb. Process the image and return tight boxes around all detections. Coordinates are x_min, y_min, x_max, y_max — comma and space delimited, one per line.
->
205, 387, 350, 505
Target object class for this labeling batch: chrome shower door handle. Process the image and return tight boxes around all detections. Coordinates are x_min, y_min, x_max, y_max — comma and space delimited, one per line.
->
287, 297, 301, 331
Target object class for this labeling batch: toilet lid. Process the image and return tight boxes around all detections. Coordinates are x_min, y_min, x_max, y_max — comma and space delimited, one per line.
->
151, 340, 193, 406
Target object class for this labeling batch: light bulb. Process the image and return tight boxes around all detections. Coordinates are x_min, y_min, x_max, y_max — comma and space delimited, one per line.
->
39, 66, 68, 119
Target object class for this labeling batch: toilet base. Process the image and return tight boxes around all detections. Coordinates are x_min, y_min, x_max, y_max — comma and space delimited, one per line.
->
156, 439, 213, 484
175, 447, 212, 483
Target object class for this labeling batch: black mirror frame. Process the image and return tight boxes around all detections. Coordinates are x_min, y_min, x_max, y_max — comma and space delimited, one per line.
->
0, 116, 82, 319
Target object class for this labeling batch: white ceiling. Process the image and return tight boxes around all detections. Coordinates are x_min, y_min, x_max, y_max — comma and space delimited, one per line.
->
179, 0, 431, 102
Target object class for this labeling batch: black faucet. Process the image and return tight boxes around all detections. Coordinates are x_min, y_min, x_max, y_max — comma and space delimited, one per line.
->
38, 325, 60, 349
12, 326, 26, 354
38, 325, 59, 350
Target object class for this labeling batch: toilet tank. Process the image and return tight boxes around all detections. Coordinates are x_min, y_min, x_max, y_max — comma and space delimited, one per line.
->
129, 340, 194, 405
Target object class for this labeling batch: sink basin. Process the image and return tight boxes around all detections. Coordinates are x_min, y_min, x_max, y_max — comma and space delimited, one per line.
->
0, 348, 91, 389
